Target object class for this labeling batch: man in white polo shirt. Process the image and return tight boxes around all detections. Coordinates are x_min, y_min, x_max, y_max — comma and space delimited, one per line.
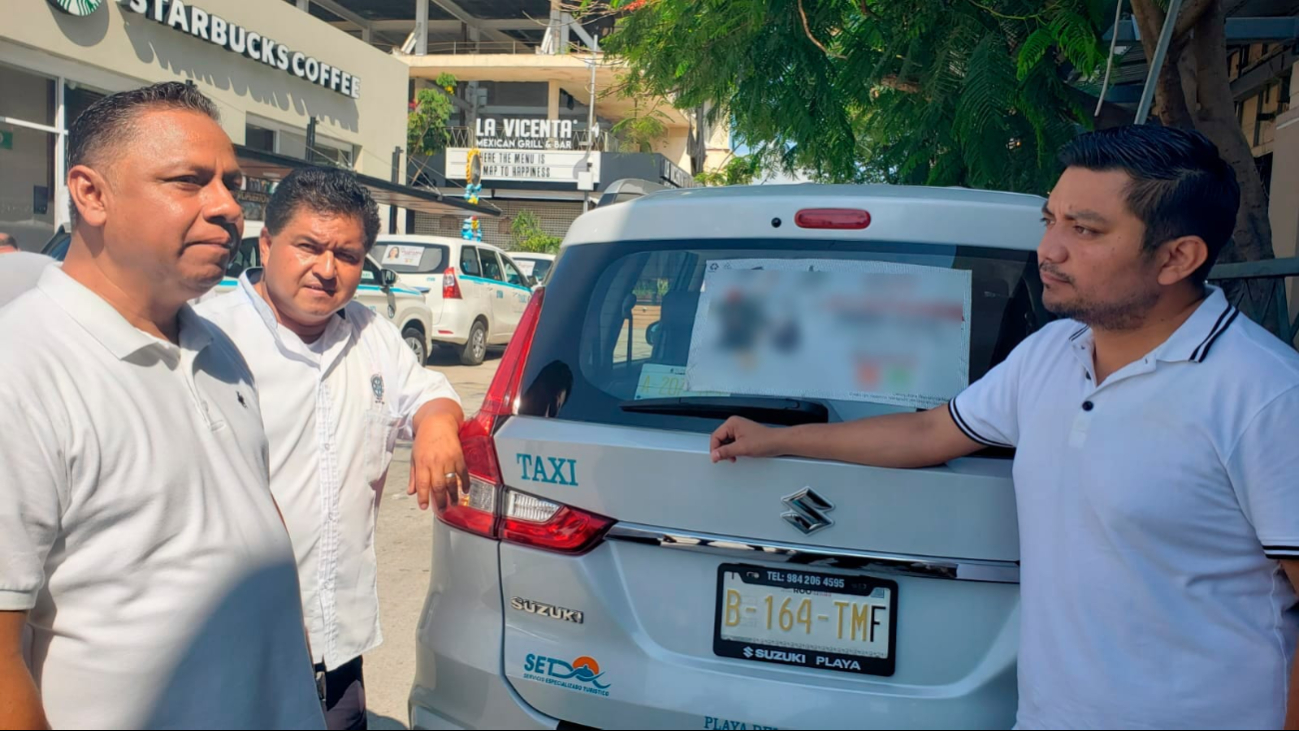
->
710, 125, 1299, 729
0, 83, 324, 728
198, 167, 464, 730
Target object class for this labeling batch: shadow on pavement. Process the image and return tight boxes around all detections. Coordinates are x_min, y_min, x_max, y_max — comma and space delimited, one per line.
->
368, 710, 409, 730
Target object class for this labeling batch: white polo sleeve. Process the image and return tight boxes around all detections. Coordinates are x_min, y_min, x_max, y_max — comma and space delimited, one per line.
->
0, 390, 67, 611
1227, 385, 1299, 561
946, 339, 1030, 450
380, 321, 462, 441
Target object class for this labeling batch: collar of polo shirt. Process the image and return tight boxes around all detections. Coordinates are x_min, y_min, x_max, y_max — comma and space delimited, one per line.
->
36, 266, 213, 360
1066, 285, 1240, 366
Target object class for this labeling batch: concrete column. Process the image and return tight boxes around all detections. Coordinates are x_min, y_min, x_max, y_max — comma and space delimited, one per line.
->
1268, 61, 1299, 316
1271, 62, 1299, 259
548, 80, 562, 148
548, 81, 561, 121
415, 0, 429, 55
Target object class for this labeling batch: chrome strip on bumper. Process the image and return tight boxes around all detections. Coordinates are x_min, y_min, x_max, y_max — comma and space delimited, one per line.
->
605, 523, 1020, 584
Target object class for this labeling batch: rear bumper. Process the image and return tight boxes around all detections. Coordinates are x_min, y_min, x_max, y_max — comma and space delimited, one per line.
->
412, 499, 1019, 729
428, 300, 479, 346
408, 522, 558, 730
409, 667, 556, 730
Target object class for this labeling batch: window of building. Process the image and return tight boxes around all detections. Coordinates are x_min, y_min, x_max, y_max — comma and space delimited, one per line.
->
0, 63, 58, 250
245, 124, 276, 153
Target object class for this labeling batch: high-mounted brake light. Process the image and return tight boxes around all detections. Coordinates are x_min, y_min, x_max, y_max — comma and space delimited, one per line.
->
795, 209, 872, 230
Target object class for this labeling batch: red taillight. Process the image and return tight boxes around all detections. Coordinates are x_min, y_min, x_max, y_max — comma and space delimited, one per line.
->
499, 491, 614, 555
436, 467, 498, 536
795, 208, 872, 230
443, 267, 463, 299
479, 286, 544, 420
436, 288, 612, 554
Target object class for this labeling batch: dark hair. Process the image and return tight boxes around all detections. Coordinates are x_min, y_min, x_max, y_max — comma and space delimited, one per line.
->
1058, 124, 1240, 286
67, 82, 221, 227
68, 82, 220, 171
265, 167, 381, 251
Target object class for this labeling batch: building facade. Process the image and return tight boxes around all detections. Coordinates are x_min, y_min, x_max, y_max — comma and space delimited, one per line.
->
1, 0, 441, 251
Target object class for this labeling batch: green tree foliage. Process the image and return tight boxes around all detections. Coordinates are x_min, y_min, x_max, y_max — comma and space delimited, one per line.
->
599, 0, 1108, 193
695, 153, 765, 186
510, 210, 563, 254
408, 73, 460, 157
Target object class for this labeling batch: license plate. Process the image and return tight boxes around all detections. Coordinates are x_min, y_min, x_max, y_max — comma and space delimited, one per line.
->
714, 564, 897, 677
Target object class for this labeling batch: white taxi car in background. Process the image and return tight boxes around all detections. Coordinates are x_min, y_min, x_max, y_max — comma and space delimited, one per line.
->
375, 235, 537, 366
44, 224, 438, 364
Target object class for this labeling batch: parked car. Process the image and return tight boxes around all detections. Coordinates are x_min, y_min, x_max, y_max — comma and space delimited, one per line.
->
374, 235, 537, 366
410, 184, 1048, 729
42, 223, 436, 364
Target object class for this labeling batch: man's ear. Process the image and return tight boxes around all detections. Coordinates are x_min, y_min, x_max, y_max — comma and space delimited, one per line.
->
1156, 235, 1210, 286
67, 164, 112, 229
259, 227, 273, 265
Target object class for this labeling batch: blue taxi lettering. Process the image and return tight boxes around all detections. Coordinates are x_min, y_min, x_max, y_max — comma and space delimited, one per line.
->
516, 454, 578, 486
704, 718, 778, 730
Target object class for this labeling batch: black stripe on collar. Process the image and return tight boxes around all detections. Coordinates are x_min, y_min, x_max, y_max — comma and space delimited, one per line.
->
1194, 308, 1240, 363
1069, 326, 1088, 341
1190, 303, 1236, 362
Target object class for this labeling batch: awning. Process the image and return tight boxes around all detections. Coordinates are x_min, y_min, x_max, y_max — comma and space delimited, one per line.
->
234, 146, 500, 217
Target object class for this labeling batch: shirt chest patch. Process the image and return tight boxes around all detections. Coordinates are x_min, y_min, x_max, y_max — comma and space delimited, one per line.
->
370, 374, 385, 403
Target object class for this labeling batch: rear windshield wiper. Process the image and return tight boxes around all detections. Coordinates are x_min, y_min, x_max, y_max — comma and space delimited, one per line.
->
621, 396, 829, 426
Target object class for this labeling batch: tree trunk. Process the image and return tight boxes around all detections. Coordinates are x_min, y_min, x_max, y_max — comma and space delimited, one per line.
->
1130, 0, 1195, 128
1125, 0, 1272, 264
1190, 2, 1274, 262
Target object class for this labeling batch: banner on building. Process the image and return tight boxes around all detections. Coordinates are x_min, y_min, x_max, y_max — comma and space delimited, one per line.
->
446, 148, 600, 186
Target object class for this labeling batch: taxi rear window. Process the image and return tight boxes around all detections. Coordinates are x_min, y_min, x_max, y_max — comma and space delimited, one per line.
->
518, 239, 1046, 435
378, 243, 449, 274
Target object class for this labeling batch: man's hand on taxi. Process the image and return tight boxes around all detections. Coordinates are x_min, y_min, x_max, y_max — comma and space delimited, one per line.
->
410, 399, 467, 511
710, 416, 785, 462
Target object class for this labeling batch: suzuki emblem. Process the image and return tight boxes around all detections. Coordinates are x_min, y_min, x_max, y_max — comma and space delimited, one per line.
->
781, 487, 835, 535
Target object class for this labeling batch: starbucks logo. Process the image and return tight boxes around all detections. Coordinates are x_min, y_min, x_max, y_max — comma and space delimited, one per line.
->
49, 0, 104, 15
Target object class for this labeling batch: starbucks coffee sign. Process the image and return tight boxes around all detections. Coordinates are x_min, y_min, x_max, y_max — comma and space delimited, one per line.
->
118, 0, 361, 99
49, 0, 104, 15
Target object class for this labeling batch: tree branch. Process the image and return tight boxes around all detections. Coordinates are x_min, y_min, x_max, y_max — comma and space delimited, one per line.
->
878, 75, 921, 93
1189, 0, 1274, 262
1130, 0, 1195, 127
798, 0, 845, 58
962, 0, 1045, 21
1129, 0, 1165, 58
1174, 0, 1216, 41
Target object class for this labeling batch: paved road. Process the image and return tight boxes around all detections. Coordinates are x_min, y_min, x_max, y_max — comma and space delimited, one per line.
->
366, 348, 501, 730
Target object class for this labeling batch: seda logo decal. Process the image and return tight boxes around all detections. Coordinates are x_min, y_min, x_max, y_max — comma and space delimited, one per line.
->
523, 654, 611, 696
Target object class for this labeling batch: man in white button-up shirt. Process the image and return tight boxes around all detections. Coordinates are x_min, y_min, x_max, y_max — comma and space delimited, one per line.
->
198, 167, 464, 730
710, 126, 1299, 729
0, 83, 324, 729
